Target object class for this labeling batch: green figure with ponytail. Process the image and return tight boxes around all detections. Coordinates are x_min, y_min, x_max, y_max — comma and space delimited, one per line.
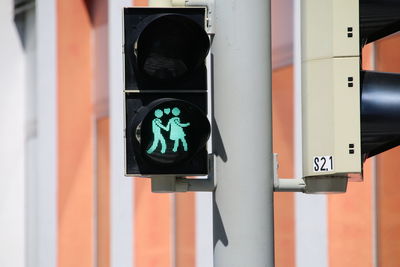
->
167, 107, 190, 152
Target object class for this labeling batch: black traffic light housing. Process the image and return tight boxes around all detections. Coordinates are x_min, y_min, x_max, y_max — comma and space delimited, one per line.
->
360, 0, 400, 45
361, 71, 400, 158
124, 7, 211, 176
360, 0, 400, 159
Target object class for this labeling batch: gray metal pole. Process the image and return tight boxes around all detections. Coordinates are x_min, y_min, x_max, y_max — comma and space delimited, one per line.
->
212, 0, 274, 266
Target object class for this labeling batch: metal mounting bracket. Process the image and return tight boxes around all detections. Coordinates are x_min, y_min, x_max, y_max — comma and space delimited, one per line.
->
172, 0, 215, 34
151, 154, 216, 193
273, 153, 306, 193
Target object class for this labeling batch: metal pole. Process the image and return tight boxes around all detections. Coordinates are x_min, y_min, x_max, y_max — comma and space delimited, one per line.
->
213, 0, 274, 266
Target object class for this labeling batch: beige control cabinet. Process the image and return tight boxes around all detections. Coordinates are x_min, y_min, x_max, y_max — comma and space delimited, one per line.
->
301, 0, 361, 193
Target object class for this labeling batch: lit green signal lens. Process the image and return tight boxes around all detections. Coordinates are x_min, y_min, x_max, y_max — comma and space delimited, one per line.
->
146, 107, 190, 155
139, 99, 210, 165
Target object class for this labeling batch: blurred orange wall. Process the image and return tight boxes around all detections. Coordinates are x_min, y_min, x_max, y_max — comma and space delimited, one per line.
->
273, 66, 295, 267
97, 118, 111, 267
58, 1, 94, 267
376, 35, 400, 267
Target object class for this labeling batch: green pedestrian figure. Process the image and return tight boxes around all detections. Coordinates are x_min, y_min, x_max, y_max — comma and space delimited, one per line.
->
147, 109, 168, 154
167, 107, 190, 152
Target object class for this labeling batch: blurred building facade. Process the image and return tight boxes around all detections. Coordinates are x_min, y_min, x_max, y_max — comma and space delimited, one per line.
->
2, 0, 400, 267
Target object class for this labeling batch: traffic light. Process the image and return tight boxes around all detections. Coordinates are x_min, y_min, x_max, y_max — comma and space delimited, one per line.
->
124, 7, 211, 176
301, 0, 400, 193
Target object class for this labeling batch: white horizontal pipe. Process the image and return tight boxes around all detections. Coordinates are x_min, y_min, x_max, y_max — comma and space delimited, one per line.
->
274, 178, 306, 192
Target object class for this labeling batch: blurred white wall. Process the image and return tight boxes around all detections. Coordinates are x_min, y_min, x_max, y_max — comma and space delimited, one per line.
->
32, 0, 57, 266
109, 1, 134, 267
0, 0, 26, 266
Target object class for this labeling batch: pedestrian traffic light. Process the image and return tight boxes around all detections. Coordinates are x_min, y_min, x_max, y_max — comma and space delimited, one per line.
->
123, 7, 211, 176
301, 0, 400, 193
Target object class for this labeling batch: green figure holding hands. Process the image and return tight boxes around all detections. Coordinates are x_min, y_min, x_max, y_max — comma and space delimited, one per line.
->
167, 107, 190, 152
147, 109, 168, 154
